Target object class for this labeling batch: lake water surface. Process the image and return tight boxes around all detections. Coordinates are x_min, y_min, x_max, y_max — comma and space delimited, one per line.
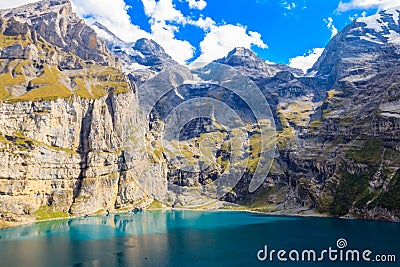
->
0, 210, 399, 267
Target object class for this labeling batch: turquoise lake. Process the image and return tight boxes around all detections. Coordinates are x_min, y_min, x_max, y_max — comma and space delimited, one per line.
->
0, 210, 399, 267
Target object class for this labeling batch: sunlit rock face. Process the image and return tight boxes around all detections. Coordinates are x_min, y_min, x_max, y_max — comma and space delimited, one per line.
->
1, 1, 400, 226
0, 0, 167, 225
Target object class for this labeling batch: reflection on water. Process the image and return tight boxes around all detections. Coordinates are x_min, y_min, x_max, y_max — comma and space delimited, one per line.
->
0, 210, 295, 241
0, 211, 398, 267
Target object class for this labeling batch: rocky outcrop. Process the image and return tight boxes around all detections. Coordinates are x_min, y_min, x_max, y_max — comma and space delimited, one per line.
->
0, 0, 167, 225
0, 94, 151, 216
0, 0, 116, 66
132, 38, 177, 70
90, 22, 177, 84
216, 47, 303, 82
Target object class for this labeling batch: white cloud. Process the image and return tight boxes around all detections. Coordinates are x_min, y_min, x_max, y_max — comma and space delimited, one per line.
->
337, 0, 400, 12
282, 1, 296, 10
0, 0, 39, 9
139, 0, 267, 64
288, 48, 324, 73
324, 17, 338, 38
0, 0, 267, 66
193, 24, 267, 64
1, 0, 193, 63
191, 16, 215, 30
71, 0, 152, 42
142, 0, 187, 24
349, 11, 367, 21
150, 22, 195, 63
0, 0, 152, 43
186, 0, 207, 10
265, 59, 276, 64
72, 0, 195, 64
139, 0, 196, 63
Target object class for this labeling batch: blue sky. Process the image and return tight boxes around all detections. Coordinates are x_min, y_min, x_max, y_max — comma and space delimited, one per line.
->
1, 0, 399, 72
83, 0, 398, 71
126, 0, 370, 64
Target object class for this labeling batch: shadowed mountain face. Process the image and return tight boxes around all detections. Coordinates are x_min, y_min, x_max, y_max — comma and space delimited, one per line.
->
0, 0, 399, 226
139, 7, 400, 220
212, 7, 400, 221
216, 47, 304, 79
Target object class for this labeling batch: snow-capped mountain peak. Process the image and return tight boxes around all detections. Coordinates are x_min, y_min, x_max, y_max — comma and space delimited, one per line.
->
357, 7, 400, 45
88, 22, 178, 83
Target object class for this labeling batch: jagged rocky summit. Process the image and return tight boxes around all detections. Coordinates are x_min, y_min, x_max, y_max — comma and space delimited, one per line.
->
90, 22, 177, 84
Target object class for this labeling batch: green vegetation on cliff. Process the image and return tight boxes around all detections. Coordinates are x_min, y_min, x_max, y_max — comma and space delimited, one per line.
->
148, 200, 163, 209
13, 66, 73, 102
0, 32, 131, 103
34, 206, 69, 221
371, 170, 400, 212
0, 33, 31, 47
331, 172, 369, 216
0, 73, 26, 100
346, 138, 383, 165
0, 131, 77, 155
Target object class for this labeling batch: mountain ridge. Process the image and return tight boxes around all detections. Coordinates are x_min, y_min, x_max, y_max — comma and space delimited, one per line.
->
0, 0, 400, 226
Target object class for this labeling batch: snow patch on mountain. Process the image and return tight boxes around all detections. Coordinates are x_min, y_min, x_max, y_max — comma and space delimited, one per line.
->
385, 30, 400, 45
358, 14, 386, 32
357, 8, 400, 46
386, 8, 400, 25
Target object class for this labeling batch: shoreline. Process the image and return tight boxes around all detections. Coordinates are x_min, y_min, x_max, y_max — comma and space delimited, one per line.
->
0, 204, 383, 230
156, 206, 343, 221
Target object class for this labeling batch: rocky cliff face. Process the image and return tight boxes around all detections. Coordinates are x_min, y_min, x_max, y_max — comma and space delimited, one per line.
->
100, 7, 399, 220
1, 0, 399, 226
217, 7, 400, 221
0, 0, 116, 67
0, 0, 167, 227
